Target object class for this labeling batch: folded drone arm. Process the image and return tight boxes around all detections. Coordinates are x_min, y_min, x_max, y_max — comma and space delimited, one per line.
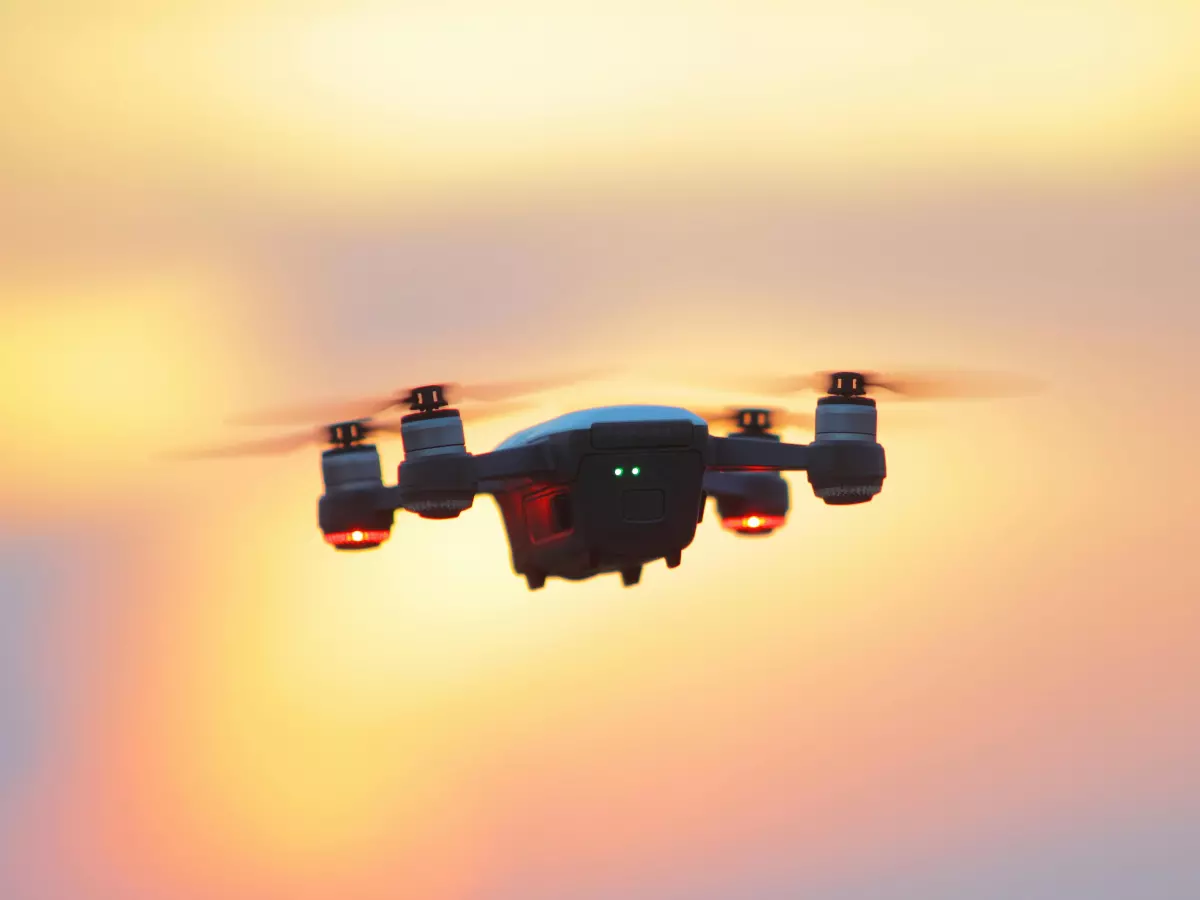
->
706, 436, 811, 472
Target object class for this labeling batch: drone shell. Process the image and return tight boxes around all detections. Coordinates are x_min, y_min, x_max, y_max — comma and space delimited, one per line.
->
494, 404, 708, 449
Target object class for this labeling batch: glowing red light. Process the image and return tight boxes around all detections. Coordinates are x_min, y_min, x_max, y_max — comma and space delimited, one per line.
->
324, 529, 391, 548
720, 514, 786, 534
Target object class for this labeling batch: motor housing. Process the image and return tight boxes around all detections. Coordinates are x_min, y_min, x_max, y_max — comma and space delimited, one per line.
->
318, 444, 394, 549
807, 396, 886, 504
716, 472, 790, 535
709, 431, 792, 535
397, 409, 476, 519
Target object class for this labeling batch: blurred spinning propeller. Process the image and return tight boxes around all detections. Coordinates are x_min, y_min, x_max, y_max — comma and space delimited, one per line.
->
735, 368, 1046, 399
692, 406, 817, 431
225, 371, 603, 426
159, 417, 403, 460
160, 397, 533, 461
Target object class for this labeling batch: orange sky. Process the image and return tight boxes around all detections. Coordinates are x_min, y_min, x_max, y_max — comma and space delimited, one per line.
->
1, 3, 1199, 898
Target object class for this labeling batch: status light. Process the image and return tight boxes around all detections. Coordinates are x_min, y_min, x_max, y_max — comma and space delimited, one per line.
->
324, 529, 391, 548
720, 514, 787, 534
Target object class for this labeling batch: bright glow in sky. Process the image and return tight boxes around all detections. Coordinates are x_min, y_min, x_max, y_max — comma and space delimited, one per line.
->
2, 0, 1199, 197
1, 2, 1198, 898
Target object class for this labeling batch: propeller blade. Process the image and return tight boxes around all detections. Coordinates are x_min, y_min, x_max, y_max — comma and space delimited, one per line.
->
691, 407, 739, 426
226, 394, 399, 427
692, 406, 817, 431
860, 369, 1045, 399
454, 370, 606, 402
358, 416, 406, 435
774, 409, 819, 429
696, 369, 1044, 400
159, 426, 328, 460
692, 404, 936, 432
455, 399, 535, 424
343, 400, 532, 432
226, 370, 602, 426
169, 398, 532, 462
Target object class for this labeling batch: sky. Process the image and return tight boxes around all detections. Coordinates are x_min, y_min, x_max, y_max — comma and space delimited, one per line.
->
1, 2, 1199, 898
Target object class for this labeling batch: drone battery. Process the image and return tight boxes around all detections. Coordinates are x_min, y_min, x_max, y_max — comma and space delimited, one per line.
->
572, 448, 705, 562
621, 489, 666, 523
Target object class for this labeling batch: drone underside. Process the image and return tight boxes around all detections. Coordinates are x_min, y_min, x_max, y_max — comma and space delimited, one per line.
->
168, 367, 1037, 590
310, 390, 885, 589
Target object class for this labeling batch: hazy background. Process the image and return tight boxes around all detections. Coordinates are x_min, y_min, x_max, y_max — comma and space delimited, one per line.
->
2, 2, 1198, 898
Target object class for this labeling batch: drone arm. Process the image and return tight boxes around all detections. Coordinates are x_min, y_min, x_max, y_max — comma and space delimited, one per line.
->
707, 436, 811, 472
473, 443, 559, 492
473, 443, 556, 481
371, 484, 409, 512
702, 470, 751, 497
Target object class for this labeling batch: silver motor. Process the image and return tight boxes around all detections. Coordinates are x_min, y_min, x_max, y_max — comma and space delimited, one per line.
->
814, 397, 878, 443
321, 443, 384, 491
398, 410, 475, 518
400, 411, 468, 458
809, 397, 885, 504
318, 443, 394, 549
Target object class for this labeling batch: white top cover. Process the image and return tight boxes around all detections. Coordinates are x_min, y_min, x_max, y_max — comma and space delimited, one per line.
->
494, 405, 706, 450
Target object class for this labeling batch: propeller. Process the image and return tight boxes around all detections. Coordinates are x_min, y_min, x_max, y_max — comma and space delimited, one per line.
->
160, 396, 536, 462
731, 368, 1045, 400
226, 372, 603, 426
693, 406, 816, 434
159, 417, 404, 461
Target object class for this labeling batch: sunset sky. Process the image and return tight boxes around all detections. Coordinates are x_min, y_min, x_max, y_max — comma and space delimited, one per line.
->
1, 2, 1199, 898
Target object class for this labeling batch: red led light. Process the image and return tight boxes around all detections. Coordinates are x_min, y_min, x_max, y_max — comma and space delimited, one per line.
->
324, 529, 391, 547
721, 515, 786, 534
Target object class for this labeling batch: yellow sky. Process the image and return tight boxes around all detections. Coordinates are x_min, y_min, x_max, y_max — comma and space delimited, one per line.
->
2, 3, 1199, 898
2, 0, 1199, 198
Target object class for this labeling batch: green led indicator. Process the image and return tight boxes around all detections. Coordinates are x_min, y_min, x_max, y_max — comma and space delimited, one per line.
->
631, 467, 640, 476
614, 467, 623, 476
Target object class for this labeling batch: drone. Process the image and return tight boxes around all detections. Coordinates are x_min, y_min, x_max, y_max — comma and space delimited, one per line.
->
168, 369, 1036, 590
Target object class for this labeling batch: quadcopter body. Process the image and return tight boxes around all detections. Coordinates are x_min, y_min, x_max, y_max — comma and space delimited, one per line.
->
491, 406, 717, 588
171, 367, 1036, 590
313, 382, 886, 590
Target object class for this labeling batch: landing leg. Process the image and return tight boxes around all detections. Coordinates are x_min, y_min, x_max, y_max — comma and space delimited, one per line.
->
525, 570, 547, 591
665, 550, 682, 569
620, 566, 642, 587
